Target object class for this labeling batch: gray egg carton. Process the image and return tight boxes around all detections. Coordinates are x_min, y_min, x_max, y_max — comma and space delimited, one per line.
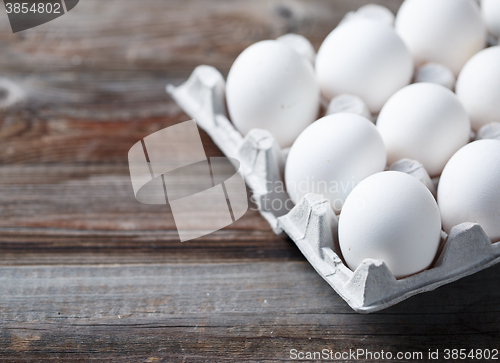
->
167, 65, 500, 313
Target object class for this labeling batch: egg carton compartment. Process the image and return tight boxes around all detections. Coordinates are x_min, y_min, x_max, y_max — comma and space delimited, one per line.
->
167, 65, 500, 313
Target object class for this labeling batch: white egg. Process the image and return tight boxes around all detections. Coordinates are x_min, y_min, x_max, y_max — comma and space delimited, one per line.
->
315, 19, 413, 113
276, 33, 316, 64
482, 0, 500, 39
339, 171, 442, 279
456, 46, 500, 131
226, 40, 320, 148
376, 83, 471, 177
285, 113, 386, 214
340, 4, 395, 27
395, 0, 487, 76
355, 4, 395, 26
438, 139, 500, 242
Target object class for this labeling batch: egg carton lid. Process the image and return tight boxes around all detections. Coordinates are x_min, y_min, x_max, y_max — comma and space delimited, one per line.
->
167, 65, 500, 313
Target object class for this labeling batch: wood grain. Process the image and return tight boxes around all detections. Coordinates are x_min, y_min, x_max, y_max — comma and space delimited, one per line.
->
0, 262, 499, 362
0, 0, 405, 75
1, 0, 499, 361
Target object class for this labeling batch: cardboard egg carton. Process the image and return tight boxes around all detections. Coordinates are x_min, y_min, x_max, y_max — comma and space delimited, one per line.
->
167, 65, 500, 313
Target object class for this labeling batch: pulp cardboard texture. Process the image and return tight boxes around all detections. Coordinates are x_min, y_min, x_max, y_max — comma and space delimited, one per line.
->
167, 65, 500, 313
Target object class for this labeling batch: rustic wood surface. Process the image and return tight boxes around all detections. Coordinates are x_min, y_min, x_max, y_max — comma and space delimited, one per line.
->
0, 0, 499, 361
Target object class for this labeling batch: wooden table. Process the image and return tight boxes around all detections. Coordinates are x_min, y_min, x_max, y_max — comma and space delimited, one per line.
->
0, 0, 498, 361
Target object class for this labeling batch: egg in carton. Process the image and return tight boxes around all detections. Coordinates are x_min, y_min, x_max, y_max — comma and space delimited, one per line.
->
167, 64, 500, 313
481, 0, 500, 46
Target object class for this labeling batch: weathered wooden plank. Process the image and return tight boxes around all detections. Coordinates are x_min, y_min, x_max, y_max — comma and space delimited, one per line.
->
0, 164, 298, 264
0, 261, 499, 361
0, 0, 404, 75
0, 228, 298, 266
0, 165, 266, 231
0, 110, 227, 163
